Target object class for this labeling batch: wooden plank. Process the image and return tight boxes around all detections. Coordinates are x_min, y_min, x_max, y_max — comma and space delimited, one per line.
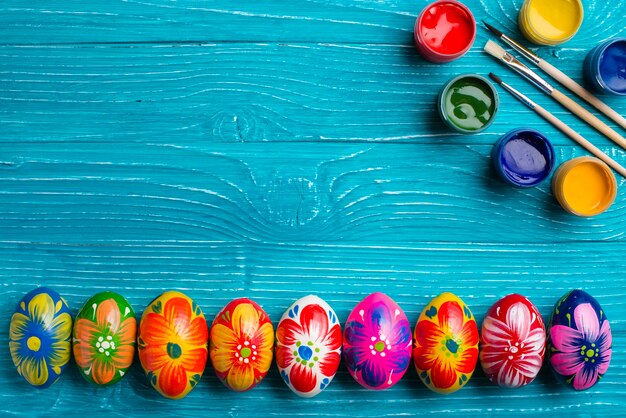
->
1, 43, 625, 146
0, 0, 624, 44
1, 142, 625, 244
0, 241, 624, 415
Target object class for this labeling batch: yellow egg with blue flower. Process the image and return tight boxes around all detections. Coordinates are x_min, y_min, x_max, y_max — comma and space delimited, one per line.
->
9, 287, 73, 388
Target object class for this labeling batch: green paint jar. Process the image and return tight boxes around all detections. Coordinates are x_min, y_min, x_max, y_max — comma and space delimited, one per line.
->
438, 74, 499, 134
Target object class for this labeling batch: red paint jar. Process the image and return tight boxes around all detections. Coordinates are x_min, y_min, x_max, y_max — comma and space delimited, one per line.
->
414, 0, 476, 63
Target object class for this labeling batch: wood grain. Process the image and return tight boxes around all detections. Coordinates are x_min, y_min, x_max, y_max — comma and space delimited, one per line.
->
1, 0, 625, 416
0, 0, 624, 44
1, 43, 625, 146
1, 142, 625, 244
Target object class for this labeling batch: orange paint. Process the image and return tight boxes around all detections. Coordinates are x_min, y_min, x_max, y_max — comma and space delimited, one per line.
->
552, 157, 617, 217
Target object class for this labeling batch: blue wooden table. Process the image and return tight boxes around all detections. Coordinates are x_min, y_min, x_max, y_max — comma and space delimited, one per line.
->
1, 1, 625, 416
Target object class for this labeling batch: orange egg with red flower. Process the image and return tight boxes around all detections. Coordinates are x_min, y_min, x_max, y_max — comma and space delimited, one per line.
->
413, 292, 479, 394
209, 298, 274, 391
137, 291, 208, 399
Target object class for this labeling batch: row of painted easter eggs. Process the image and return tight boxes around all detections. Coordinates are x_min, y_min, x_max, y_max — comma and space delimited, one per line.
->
10, 288, 612, 399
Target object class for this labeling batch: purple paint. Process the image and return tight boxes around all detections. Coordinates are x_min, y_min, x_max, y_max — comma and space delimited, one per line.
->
491, 128, 555, 187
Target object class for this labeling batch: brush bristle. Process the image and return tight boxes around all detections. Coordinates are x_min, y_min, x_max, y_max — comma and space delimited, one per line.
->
489, 73, 502, 84
482, 21, 503, 38
484, 40, 506, 59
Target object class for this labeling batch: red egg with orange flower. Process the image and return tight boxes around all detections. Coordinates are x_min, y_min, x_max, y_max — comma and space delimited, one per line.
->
209, 298, 274, 391
137, 291, 208, 399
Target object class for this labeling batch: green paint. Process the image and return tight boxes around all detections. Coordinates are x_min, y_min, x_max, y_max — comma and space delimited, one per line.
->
440, 76, 497, 133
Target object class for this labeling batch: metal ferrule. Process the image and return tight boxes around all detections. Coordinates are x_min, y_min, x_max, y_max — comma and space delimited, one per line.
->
502, 35, 541, 65
501, 51, 554, 94
500, 82, 537, 109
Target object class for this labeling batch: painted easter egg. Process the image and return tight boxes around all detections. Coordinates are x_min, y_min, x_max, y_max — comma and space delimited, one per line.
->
73, 291, 137, 385
9, 287, 72, 388
210, 298, 274, 391
480, 294, 546, 388
413, 292, 478, 394
276, 295, 342, 397
547, 289, 612, 390
137, 291, 208, 399
343, 292, 412, 390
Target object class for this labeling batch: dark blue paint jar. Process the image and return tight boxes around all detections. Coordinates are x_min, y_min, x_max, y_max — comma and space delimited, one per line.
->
491, 128, 555, 187
583, 38, 626, 96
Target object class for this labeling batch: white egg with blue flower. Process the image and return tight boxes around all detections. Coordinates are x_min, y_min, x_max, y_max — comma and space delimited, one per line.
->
10, 287, 73, 388
275, 295, 342, 397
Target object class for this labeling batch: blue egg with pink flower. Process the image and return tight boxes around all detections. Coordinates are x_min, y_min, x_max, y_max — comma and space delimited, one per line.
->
343, 292, 412, 390
547, 289, 612, 390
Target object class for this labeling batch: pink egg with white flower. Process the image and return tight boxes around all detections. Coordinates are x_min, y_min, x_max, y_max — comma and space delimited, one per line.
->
343, 292, 412, 390
275, 295, 342, 397
480, 294, 546, 388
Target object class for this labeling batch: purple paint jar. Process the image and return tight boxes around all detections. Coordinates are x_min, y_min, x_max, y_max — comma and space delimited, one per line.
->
491, 128, 555, 187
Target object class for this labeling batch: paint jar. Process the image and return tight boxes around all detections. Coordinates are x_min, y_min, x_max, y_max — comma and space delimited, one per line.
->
518, 0, 583, 46
414, 0, 476, 63
491, 128, 555, 187
438, 74, 499, 134
552, 156, 617, 217
583, 38, 626, 96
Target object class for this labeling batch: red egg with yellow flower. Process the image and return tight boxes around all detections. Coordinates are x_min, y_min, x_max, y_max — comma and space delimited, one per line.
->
137, 291, 208, 399
209, 298, 274, 391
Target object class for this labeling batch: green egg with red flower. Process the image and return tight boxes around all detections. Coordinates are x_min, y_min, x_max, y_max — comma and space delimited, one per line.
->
73, 291, 137, 385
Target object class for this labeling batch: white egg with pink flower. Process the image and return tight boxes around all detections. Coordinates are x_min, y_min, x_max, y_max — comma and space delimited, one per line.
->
275, 295, 342, 397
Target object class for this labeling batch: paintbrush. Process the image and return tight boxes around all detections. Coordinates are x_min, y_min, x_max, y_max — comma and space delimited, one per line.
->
488, 72, 626, 178
483, 21, 626, 130
484, 40, 626, 151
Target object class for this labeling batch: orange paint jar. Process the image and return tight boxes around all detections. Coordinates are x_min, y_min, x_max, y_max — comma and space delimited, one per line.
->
552, 157, 617, 217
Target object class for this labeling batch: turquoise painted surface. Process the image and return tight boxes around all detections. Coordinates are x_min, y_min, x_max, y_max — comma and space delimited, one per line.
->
0, 0, 625, 416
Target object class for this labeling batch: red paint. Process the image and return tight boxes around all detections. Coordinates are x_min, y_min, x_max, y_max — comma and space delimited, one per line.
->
414, 1, 476, 63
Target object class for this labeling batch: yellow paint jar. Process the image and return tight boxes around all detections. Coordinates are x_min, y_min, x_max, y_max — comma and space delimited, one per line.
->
552, 157, 617, 217
518, 0, 584, 45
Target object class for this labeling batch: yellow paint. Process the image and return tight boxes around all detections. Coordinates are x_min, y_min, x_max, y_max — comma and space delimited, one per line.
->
519, 0, 583, 45
552, 157, 616, 217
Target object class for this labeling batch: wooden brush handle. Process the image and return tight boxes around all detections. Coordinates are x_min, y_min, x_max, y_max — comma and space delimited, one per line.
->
535, 104, 626, 178
541, 61, 626, 130
551, 89, 626, 150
